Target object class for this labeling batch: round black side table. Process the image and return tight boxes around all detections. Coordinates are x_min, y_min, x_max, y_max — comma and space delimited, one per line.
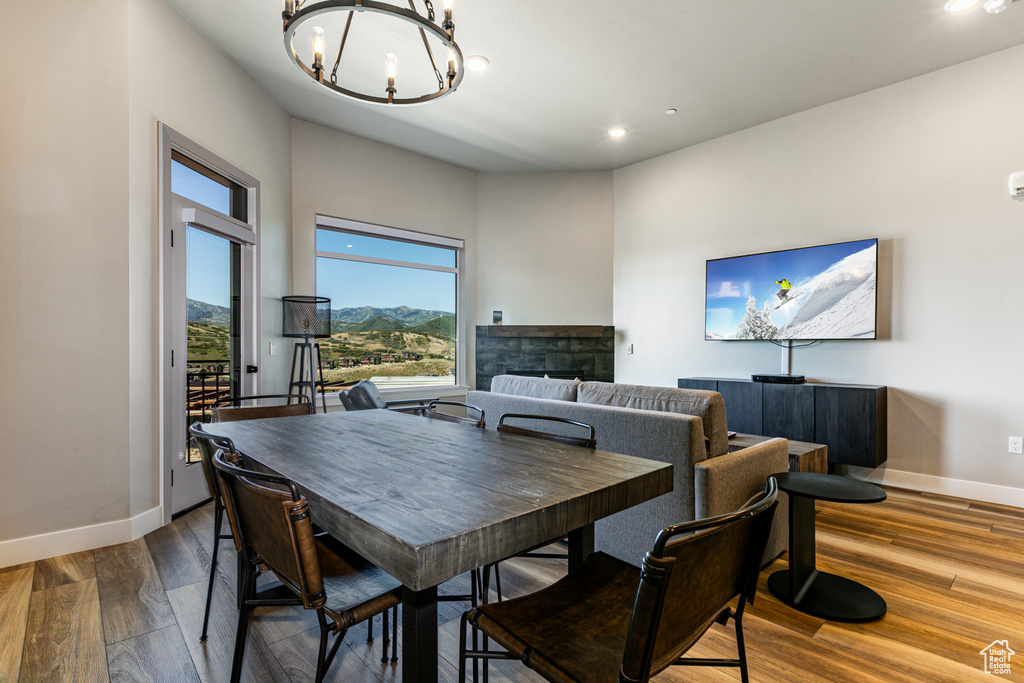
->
767, 472, 887, 622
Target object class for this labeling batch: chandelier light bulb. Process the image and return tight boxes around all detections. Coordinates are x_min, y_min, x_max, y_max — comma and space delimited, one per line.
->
385, 52, 398, 103
443, 0, 454, 9
312, 26, 325, 71
944, 0, 980, 10
284, 0, 295, 18
448, 49, 457, 71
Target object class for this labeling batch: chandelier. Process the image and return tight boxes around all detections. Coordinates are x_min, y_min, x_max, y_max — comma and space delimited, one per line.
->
282, 0, 464, 105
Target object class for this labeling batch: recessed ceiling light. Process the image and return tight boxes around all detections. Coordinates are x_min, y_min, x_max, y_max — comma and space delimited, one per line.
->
608, 127, 628, 138
984, 0, 1011, 12
465, 55, 490, 70
665, 108, 677, 115
944, 0, 980, 11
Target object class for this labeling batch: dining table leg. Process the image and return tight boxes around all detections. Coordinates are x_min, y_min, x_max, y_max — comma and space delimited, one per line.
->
567, 522, 595, 572
401, 585, 438, 683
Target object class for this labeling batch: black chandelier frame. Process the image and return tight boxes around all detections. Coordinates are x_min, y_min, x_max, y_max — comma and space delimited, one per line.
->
283, 0, 465, 106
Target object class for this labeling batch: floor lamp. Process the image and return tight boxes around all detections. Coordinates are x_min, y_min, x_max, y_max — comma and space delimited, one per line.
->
282, 295, 331, 413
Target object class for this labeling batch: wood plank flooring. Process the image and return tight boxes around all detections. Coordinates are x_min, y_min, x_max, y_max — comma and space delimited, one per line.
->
1, 485, 1022, 682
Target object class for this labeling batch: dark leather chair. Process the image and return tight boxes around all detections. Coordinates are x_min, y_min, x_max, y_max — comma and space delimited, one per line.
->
459, 479, 778, 683
338, 378, 441, 414
212, 448, 402, 683
187, 422, 238, 642
485, 414, 598, 601
212, 394, 312, 422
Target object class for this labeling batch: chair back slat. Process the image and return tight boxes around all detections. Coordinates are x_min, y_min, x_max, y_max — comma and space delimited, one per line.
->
424, 400, 486, 428
619, 482, 778, 680
213, 451, 327, 609
496, 413, 596, 449
214, 402, 313, 422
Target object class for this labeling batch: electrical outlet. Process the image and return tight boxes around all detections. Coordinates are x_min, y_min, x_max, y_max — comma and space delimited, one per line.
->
1009, 436, 1022, 454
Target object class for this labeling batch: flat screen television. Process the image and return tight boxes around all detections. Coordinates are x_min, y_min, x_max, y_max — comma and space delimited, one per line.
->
705, 238, 877, 341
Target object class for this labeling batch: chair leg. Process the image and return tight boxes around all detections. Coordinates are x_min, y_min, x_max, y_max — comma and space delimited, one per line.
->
381, 608, 389, 663
735, 613, 749, 683
390, 604, 399, 663
230, 557, 256, 683
201, 501, 224, 641
493, 563, 503, 602
458, 612, 469, 683
367, 613, 374, 643
315, 611, 331, 683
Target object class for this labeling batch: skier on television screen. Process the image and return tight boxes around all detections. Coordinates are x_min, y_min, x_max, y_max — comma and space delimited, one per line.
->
774, 278, 792, 301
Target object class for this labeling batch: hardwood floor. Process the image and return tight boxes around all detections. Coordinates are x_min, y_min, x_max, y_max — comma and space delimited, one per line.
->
1, 486, 1022, 682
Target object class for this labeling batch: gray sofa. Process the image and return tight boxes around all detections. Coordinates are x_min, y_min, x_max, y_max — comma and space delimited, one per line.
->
467, 375, 789, 565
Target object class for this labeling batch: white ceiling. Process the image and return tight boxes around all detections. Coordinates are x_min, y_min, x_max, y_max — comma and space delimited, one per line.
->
166, 0, 1024, 173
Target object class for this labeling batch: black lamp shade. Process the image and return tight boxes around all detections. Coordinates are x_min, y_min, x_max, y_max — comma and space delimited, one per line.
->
282, 296, 331, 338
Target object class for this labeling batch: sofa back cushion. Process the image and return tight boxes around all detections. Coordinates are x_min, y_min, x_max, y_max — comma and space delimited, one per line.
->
489, 374, 582, 402
577, 382, 728, 457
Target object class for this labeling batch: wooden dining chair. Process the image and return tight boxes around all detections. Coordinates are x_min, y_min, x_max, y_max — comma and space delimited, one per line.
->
212, 394, 312, 422
212, 448, 402, 683
187, 422, 238, 642
485, 413, 598, 601
459, 479, 779, 683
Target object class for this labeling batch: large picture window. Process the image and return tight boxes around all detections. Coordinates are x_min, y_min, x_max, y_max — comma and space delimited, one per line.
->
315, 215, 463, 391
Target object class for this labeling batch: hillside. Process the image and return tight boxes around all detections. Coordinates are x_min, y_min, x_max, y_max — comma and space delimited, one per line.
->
187, 299, 229, 327
409, 314, 455, 337
331, 305, 452, 326
346, 315, 409, 333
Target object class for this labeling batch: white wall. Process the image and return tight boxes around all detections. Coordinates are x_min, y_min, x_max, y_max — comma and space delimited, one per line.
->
476, 172, 614, 327
129, 0, 293, 520
290, 119, 478, 385
0, 0, 132, 543
0, 0, 293, 561
614, 45, 1024, 496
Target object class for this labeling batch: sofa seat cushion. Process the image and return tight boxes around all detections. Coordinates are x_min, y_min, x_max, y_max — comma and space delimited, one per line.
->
490, 374, 582, 401
577, 382, 728, 457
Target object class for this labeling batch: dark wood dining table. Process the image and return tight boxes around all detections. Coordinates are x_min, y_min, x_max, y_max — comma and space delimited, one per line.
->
206, 408, 673, 683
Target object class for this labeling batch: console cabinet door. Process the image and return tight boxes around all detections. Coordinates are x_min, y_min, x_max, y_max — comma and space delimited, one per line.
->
815, 385, 887, 468
763, 383, 816, 443
717, 380, 763, 435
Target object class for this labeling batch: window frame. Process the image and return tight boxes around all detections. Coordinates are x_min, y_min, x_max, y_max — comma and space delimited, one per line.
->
315, 214, 466, 396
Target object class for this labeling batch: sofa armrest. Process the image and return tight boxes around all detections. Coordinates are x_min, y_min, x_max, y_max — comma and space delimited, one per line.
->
694, 438, 790, 562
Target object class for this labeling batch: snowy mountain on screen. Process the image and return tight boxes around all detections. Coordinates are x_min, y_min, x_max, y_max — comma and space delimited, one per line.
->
777, 247, 876, 339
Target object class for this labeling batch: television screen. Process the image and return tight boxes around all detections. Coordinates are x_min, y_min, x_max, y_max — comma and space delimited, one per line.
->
705, 238, 878, 341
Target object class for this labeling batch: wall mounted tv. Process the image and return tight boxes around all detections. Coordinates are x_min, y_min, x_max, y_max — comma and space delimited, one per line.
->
705, 238, 877, 341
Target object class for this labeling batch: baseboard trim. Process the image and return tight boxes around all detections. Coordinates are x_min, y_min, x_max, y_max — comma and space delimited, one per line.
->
0, 506, 164, 568
846, 466, 1024, 509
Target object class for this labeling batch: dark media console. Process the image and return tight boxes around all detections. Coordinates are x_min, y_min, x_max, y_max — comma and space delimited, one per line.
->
679, 377, 887, 468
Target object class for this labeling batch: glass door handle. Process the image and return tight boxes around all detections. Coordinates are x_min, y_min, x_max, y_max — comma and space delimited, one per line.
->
246, 365, 259, 374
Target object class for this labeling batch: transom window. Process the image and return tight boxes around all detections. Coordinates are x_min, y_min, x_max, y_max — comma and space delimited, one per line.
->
315, 215, 463, 391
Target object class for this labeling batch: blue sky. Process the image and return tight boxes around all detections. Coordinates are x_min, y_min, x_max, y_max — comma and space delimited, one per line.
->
705, 238, 876, 337
316, 229, 456, 312
174, 160, 234, 308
